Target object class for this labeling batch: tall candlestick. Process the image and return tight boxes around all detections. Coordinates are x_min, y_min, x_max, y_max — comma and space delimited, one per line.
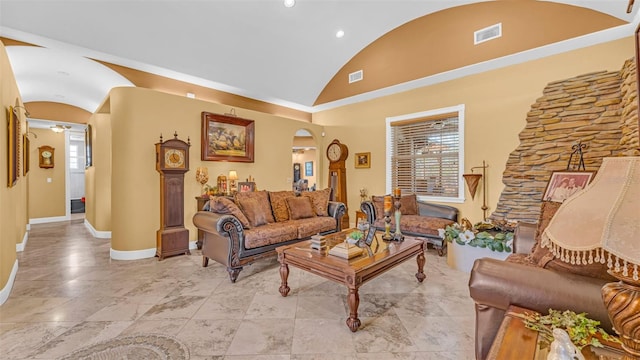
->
384, 195, 392, 212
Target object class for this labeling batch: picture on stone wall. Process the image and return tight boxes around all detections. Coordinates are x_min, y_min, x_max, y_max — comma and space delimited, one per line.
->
543, 171, 595, 203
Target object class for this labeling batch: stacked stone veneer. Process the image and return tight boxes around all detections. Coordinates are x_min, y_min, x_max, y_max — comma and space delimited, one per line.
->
491, 58, 640, 224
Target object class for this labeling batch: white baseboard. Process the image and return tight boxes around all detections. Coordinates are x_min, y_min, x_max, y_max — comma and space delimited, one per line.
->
26, 223, 30, 231
29, 216, 69, 224
84, 219, 111, 239
110, 247, 156, 260
16, 231, 28, 252
0, 260, 18, 305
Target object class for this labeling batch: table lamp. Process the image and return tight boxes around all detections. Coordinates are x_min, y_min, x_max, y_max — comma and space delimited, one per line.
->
541, 156, 640, 357
228, 170, 238, 194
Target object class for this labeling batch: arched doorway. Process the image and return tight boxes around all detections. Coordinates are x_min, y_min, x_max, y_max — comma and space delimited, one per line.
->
292, 129, 318, 192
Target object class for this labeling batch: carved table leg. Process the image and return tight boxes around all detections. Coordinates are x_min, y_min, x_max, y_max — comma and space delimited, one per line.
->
202, 256, 209, 267
279, 263, 290, 297
346, 287, 361, 332
415, 251, 426, 283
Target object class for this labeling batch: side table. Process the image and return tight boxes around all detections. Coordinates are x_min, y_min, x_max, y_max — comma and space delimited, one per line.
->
487, 305, 626, 360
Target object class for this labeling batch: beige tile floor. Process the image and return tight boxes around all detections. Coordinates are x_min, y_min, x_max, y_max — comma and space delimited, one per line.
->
0, 219, 476, 359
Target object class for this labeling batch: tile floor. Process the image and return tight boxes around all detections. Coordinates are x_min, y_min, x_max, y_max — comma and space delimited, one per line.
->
0, 219, 477, 359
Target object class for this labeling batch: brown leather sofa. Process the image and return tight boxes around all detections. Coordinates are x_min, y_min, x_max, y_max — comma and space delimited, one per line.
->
468, 221, 614, 360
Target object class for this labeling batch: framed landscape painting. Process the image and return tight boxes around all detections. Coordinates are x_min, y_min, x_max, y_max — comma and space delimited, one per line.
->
201, 112, 255, 163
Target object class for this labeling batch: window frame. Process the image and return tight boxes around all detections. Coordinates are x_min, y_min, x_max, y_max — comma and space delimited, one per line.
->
385, 104, 465, 203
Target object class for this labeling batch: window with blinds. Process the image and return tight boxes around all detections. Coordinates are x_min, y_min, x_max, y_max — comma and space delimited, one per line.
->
386, 105, 465, 202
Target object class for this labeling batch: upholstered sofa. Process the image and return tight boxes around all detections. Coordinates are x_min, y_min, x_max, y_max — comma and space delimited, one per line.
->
468, 201, 616, 360
360, 194, 459, 255
192, 188, 345, 282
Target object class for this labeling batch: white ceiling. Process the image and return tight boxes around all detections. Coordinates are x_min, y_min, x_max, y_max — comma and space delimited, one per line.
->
1, 0, 639, 115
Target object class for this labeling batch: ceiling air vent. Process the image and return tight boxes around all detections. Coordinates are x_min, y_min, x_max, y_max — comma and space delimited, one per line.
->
349, 70, 363, 84
474, 23, 502, 45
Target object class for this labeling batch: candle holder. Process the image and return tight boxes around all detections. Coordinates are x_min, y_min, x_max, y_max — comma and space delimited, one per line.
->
392, 194, 404, 242
382, 209, 393, 241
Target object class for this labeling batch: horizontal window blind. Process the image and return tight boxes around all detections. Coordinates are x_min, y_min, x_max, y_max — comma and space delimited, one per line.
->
390, 115, 460, 198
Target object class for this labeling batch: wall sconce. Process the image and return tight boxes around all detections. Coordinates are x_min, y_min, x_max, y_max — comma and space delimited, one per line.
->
228, 170, 238, 194
463, 160, 489, 220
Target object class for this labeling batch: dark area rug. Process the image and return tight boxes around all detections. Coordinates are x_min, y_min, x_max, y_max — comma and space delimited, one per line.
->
57, 334, 189, 360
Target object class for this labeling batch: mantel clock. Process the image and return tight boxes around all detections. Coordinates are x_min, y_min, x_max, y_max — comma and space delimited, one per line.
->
155, 132, 191, 260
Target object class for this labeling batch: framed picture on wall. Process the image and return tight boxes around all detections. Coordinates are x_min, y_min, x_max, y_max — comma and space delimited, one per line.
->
23, 134, 29, 176
305, 161, 313, 176
355, 152, 371, 169
85, 124, 93, 168
543, 171, 595, 203
7, 106, 19, 187
201, 112, 255, 163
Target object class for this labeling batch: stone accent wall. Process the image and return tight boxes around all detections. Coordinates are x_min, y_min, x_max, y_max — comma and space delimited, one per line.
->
491, 58, 640, 224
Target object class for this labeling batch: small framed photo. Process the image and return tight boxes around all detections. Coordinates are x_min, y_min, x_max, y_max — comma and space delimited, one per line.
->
305, 161, 313, 176
238, 182, 255, 193
355, 152, 371, 169
543, 171, 595, 203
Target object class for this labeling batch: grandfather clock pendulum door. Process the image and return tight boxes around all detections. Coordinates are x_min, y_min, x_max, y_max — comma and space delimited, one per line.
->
155, 132, 191, 260
326, 139, 349, 229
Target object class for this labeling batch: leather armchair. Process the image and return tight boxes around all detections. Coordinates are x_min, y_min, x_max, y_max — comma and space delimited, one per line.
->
468, 222, 612, 360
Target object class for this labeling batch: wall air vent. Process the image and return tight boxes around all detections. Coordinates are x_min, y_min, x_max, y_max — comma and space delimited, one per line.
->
474, 23, 502, 45
349, 70, 363, 84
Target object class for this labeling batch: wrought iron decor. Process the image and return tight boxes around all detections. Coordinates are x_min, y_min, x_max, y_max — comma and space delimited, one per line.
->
566, 141, 586, 171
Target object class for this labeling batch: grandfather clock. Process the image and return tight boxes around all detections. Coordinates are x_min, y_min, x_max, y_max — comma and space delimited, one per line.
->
326, 139, 349, 229
155, 132, 191, 260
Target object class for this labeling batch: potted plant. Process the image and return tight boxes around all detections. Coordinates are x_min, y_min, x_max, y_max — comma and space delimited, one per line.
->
438, 219, 514, 253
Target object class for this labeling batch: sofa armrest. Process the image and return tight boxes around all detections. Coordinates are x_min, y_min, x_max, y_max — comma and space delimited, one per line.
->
513, 221, 537, 254
468, 257, 612, 360
328, 201, 346, 231
417, 201, 458, 221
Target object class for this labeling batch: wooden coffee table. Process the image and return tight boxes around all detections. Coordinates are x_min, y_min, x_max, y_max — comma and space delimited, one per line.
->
276, 228, 425, 332
488, 305, 626, 360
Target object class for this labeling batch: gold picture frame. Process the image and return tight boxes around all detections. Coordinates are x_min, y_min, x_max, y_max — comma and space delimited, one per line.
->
23, 134, 29, 176
355, 152, 371, 169
201, 112, 255, 163
7, 106, 19, 187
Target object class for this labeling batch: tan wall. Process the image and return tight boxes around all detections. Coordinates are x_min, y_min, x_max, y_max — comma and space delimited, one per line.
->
312, 37, 635, 223
27, 128, 66, 219
0, 41, 28, 292
107, 87, 324, 252
85, 113, 112, 232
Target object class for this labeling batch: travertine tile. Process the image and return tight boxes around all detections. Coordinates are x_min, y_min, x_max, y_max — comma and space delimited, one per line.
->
2, 220, 478, 359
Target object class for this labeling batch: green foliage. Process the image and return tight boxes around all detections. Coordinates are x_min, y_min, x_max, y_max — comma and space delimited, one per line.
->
439, 222, 513, 253
349, 230, 364, 241
522, 309, 620, 349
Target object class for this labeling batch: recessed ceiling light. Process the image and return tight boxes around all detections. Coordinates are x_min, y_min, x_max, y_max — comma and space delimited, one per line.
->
336, 30, 345, 38
284, 0, 295, 8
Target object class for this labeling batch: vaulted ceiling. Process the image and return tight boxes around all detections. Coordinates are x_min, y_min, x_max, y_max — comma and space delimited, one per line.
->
1, 0, 638, 123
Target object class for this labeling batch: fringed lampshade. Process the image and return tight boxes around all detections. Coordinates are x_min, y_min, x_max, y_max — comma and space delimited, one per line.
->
542, 156, 640, 357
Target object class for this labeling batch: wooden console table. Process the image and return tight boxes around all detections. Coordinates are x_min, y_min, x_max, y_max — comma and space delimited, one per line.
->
488, 305, 626, 360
